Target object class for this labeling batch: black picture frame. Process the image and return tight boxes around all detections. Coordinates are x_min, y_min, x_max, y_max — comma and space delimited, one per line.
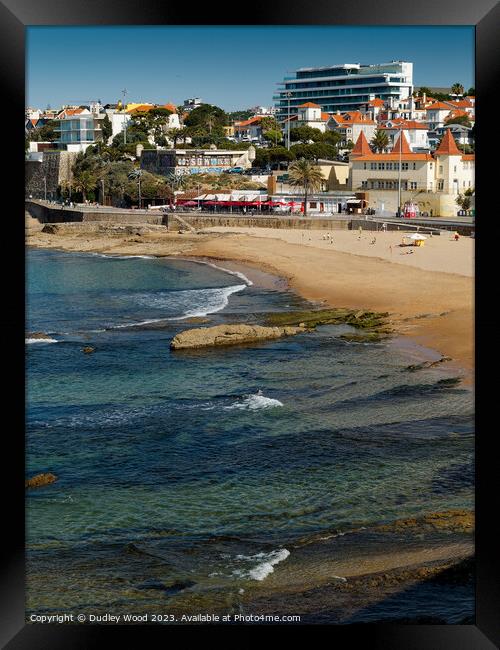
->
2, 0, 498, 646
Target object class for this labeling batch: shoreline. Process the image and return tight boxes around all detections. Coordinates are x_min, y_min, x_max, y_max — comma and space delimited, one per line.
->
26, 231, 474, 620
26, 223, 473, 384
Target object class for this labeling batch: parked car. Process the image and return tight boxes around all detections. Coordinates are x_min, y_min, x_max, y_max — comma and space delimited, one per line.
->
227, 167, 245, 174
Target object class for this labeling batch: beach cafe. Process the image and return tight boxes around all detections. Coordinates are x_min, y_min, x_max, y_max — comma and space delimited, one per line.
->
174, 190, 357, 215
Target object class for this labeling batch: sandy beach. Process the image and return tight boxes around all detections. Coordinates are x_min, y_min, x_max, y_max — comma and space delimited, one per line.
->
26, 219, 474, 382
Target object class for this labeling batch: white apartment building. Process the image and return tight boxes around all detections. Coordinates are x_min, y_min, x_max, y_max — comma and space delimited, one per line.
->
275, 61, 413, 117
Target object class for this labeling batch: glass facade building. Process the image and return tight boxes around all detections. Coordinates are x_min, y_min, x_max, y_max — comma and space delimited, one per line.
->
56, 117, 100, 146
274, 61, 413, 117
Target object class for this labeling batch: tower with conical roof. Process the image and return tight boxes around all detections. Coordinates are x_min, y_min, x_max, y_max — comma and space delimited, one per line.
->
434, 129, 462, 194
350, 131, 373, 157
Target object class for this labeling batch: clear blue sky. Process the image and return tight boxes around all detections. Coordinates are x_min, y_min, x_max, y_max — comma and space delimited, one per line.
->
26, 26, 474, 111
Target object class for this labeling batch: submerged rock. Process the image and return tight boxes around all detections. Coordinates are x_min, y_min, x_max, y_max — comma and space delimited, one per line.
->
27, 331, 53, 340
264, 308, 390, 331
25, 472, 57, 489
82, 346, 95, 354
170, 323, 305, 350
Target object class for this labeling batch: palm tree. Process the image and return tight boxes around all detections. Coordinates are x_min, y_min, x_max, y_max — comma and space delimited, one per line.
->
371, 129, 389, 153
128, 169, 144, 208
73, 169, 97, 202
288, 158, 325, 217
451, 83, 464, 97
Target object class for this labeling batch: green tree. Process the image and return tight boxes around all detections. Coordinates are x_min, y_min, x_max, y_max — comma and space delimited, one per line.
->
262, 129, 283, 146
101, 114, 112, 141
371, 129, 389, 153
451, 83, 465, 97
73, 169, 98, 202
227, 110, 253, 122
290, 125, 323, 143
417, 87, 431, 97
288, 158, 325, 217
320, 130, 342, 147
125, 170, 172, 207
444, 114, 471, 128
29, 119, 59, 142
466, 87, 475, 96
184, 104, 227, 136
259, 116, 279, 132
456, 193, 471, 211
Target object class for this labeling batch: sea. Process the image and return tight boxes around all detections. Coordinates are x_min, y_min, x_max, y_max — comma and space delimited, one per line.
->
26, 248, 474, 623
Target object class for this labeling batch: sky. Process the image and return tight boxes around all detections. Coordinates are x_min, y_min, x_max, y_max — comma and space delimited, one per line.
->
26, 26, 474, 111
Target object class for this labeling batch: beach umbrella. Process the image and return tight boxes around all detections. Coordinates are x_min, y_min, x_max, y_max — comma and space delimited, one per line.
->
410, 233, 427, 240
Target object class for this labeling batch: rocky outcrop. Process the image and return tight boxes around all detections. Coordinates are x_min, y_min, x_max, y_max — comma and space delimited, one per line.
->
25, 473, 57, 489
27, 331, 53, 340
170, 323, 305, 350
82, 346, 95, 354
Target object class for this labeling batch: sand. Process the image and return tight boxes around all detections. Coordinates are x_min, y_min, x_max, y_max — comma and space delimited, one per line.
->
26, 220, 474, 382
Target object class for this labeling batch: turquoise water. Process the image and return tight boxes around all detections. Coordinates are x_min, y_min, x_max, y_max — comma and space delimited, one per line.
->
26, 249, 474, 620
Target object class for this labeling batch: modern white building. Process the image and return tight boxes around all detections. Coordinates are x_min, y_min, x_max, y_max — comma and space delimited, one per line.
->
275, 61, 413, 117
55, 114, 103, 152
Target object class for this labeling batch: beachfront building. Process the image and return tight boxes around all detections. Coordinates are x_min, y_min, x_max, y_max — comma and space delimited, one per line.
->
140, 146, 255, 176
349, 129, 474, 217
274, 61, 413, 118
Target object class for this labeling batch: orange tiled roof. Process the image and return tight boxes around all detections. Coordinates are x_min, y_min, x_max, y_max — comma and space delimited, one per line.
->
331, 111, 375, 125
298, 102, 321, 108
462, 154, 475, 160
351, 131, 372, 156
426, 102, 455, 111
321, 112, 331, 121
384, 119, 428, 130
445, 109, 472, 121
391, 132, 412, 154
434, 129, 462, 156
367, 98, 385, 107
235, 116, 264, 127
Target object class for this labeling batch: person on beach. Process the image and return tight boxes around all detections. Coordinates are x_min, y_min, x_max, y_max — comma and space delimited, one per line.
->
358, 226, 362, 239
389, 245, 393, 255
454, 231, 460, 241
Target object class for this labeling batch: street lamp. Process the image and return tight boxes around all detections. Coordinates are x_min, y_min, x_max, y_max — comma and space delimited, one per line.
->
128, 169, 143, 209
285, 91, 293, 151
397, 125, 403, 216
122, 88, 128, 145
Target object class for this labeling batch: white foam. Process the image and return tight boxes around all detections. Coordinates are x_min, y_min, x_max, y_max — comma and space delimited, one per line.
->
133, 284, 246, 319
26, 337, 58, 344
225, 392, 283, 411
233, 549, 290, 581
197, 260, 253, 286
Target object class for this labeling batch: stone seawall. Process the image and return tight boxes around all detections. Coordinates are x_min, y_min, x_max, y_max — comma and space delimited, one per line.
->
164, 214, 351, 231
25, 202, 164, 225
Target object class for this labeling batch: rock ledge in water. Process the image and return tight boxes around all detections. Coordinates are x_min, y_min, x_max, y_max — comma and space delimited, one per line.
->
25, 473, 57, 489
170, 323, 305, 350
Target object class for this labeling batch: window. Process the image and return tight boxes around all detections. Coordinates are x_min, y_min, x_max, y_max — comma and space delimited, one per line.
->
361, 181, 368, 188
363, 163, 367, 170
378, 163, 385, 170
387, 162, 393, 170
410, 182, 417, 190
402, 163, 409, 171
413, 163, 416, 170
438, 180, 444, 190
370, 162, 377, 170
